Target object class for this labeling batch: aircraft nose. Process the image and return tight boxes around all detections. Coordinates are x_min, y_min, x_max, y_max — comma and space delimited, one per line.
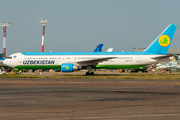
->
3, 59, 8, 66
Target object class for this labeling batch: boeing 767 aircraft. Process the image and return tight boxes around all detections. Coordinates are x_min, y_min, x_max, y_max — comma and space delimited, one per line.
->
3, 24, 178, 75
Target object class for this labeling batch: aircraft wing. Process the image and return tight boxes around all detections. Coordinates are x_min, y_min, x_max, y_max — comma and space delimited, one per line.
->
76, 57, 116, 66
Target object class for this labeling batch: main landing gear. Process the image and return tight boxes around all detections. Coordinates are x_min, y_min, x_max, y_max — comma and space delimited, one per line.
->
86, 72, 94, 75
85, 66, 95, 75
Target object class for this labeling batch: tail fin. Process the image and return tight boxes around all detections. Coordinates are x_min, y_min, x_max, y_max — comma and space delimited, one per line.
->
93, 44, 103, 52
107, 48, 113, 52
143, 24, 178, 55
171, 56, 179, 65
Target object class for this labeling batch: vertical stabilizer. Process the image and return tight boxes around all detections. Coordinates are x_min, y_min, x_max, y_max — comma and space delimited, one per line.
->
93, 44, 103, 52
143, 24, 178, 54
171, 56, 179, 66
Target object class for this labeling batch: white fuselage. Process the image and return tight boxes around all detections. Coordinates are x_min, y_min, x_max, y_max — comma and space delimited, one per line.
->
3, 52, 167, 69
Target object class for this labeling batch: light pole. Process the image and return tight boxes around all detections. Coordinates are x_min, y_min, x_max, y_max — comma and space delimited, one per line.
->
39, 18, 48, 52
0, 22, 11, 58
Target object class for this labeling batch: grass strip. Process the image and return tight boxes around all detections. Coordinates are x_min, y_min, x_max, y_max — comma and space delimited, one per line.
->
0, 73, 180, 79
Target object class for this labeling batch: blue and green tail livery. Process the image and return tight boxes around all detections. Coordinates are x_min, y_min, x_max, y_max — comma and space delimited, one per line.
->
143, 24, 178, 55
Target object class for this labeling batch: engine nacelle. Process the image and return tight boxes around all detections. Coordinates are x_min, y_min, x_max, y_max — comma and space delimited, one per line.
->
61, 63, 82, 72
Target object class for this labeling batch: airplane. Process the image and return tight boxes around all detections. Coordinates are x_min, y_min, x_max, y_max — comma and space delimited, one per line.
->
156, 56, 180, 72
3, 24, 178, 75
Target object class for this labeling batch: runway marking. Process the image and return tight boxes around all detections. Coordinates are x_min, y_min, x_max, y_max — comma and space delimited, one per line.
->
58, 113, 180, 120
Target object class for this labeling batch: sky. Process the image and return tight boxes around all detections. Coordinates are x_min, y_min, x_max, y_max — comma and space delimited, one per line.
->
0, 0, 180, 56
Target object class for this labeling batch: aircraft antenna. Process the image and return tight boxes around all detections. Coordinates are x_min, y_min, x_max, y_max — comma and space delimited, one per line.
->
0, 22, 11, 58
39, 18, 48, 52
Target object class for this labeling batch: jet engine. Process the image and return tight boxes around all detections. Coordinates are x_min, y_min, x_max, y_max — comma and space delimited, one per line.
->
61, 63, 82, 72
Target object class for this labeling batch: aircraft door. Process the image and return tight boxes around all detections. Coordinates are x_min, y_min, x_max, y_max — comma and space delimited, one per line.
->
18, 57, 23, 63
136, 56, 141, 62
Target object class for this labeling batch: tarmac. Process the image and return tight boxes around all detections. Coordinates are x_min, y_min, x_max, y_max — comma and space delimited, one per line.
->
0, 78, 180, 120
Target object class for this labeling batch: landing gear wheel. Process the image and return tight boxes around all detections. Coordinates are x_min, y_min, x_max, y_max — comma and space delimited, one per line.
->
86, 72, 94, 75
90, 72, 94, 75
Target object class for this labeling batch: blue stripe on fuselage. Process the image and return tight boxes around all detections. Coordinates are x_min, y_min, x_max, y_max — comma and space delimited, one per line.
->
21, 52, 160, 56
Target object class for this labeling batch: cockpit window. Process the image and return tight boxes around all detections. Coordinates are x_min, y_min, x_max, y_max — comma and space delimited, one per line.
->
6, 57, 12, 59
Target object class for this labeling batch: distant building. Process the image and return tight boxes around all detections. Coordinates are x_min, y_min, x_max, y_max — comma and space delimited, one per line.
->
133, 48, 180, 55
133, 48, 146, 52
